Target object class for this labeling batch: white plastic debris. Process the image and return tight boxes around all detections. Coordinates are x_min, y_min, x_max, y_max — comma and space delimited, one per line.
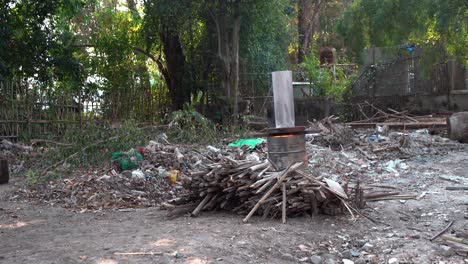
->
98, 175, 111, 181
325, 178, 348, 199
207, 145, 220, 152
131, 169, 145, 180
246, 153, 260, 162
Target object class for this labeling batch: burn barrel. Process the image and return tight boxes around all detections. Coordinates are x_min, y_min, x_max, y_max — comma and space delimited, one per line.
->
267, 126, 308, 170
0, 160, 9, 184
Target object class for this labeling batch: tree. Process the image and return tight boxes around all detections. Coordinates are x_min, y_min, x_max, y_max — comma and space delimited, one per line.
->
143, 0, 197, 110
297, 0, 323, 64
1, 0, 297, 125
206, 0, 242, 124
338, 0, 468, 63
0, 0, 84, 82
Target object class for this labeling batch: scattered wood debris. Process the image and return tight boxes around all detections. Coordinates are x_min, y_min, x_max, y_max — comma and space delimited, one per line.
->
347, 101, 448, 129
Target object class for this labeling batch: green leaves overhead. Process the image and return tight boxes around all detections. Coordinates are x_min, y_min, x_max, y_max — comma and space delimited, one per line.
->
339, 0, 468, 63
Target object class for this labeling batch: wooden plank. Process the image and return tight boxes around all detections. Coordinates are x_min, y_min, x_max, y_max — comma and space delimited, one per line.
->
347, 121, 447, 128
282, 183, 287, 224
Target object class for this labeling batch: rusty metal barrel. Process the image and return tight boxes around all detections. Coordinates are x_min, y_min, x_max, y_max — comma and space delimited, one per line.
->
0, 160, 9, 184
267, 126, 308, 170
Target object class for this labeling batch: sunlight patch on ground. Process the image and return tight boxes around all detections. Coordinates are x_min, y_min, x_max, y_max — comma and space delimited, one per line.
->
96, 259, 118, 264
0, 221, 28, 229
184, 257, 211, 264
0, 219, 44, 229
149, 238, 177, 247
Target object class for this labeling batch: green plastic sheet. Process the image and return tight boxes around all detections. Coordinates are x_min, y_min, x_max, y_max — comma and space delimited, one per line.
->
228, 138, 266, 151
111, 149, 142, 171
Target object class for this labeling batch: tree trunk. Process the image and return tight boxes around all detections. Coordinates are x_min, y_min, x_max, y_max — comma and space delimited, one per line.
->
298, 0, 323, 64
159, 31, 187, 110
211, 0, 242, 125
217, 0, 231, 101
231, 14, 241, 127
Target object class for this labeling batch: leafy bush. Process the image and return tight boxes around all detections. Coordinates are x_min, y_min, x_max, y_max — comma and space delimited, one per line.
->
303, 53, 356, 100
167, 91, 218, 143
44, 120, 150, 170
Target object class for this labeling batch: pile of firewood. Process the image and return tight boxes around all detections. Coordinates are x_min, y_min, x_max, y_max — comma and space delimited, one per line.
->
167, 155, 357, 222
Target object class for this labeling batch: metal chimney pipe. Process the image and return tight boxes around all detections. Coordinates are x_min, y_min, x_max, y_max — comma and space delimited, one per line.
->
272, 71, 295, 128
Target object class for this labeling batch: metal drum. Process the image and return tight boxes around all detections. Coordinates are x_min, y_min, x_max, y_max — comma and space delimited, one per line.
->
267, 126, 308, 170
0, 160, 9, 184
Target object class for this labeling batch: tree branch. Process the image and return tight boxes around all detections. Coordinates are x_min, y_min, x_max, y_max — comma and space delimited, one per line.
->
70, 44, 158, 63
208, 10, 223, 60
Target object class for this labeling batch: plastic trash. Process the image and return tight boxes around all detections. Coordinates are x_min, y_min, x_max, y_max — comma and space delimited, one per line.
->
368, 133, 379, 141
157, 167, 170, 177
414, 129, 429, 135
207, 145, 220, 152
368, 133, 389, 142
246, 153, 260, 161
168, 170, 179, 184
131, 169, 145, 180
111, 149, 142, 171
385, 159, 408, 174
228, 138, 266, 151
375, 124, 389, 135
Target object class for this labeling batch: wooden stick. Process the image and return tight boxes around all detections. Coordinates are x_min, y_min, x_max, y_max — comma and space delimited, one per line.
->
357, 147, 374, 160
282, 183, 287, 224
364, 191, 400, 199
441, 240, 468, 253
255, 178, 275, 194
243, 162, 302, 223
30, 139, 74, 147
445, 186, 468, 191
430, 220, 454, 241
191, 194, 214, 216
257, 165, 271, 178
387, 108, 419, 122
249, 161, 269, 172
367, 195, 416, 201
440, 235, 468, 245
114, 251, 163, 256
347, 121, 447, 129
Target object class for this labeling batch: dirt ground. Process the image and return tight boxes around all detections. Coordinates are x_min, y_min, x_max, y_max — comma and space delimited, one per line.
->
1, 150, 467, 264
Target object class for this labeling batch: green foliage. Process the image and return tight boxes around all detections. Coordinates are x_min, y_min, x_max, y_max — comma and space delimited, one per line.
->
168, 91, 218, 143
304, 53, 332, 96
240, 0, 293, 73
25, 169, 39, 186
45, 120, 149, 170
303, 52, 356, 100
339, 0, 468, 63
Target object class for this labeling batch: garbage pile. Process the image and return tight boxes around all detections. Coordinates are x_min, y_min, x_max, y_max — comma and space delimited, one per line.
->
19, 139, 193, 210
15, 114, 467, 214
306, 117, 466, 182
0, 139, 32, 174
24, 169, 182, 210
